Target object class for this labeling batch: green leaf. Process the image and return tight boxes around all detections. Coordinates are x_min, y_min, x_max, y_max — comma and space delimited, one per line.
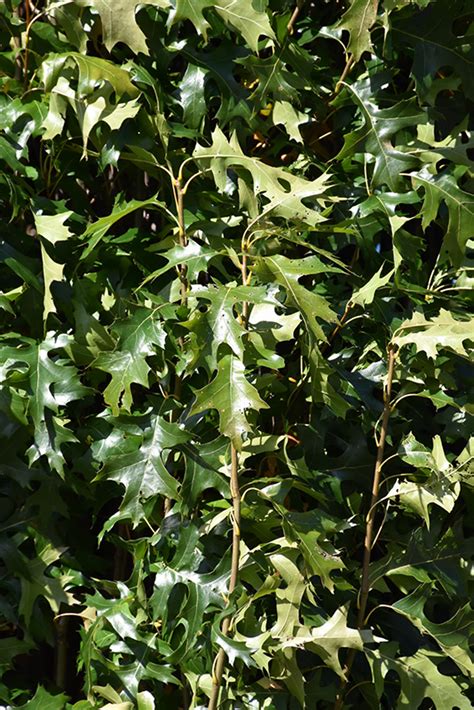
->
397, 478, 459, 528
337, 79, 426, 190
81, 196, 173, 259
42, 52, 139, 102
186, 283, 271, 369
194, 127, 332, 226
98, 415, 190, 525
270, 550, 306, 639
179, 64, 207, 130
396, 434, 461, 527
213, 0, 275, 53
293, 530, 345, 593
170, 0, 211, 38
282, 607, 377, 677
142, 239, 216, 286
137, 691, 155, 710
74, 0, 170, 54
181, 436, 230, 510
308, 344, 351, 416
392, 585, 474, 676
19, 539, 73, 626
212, 624, 258, 667
256, 254, 338, 341
399, 434, 452, 474
1, 0, 473, 705
21, 686, 70, 710
151, 551, 229, 662
236, 53, 306, 105
34, 210, 74, 321
272, 101, 307, 143
350, 266, 394, 308
335, 0, 379, 62
94, 308, 166, 415
412, 168, 474, 265
190, 353, 268, 449
367, 648, 472, 709
392, 309, 474, 359
171, 0, 275, 52
0, 333, 88, 474
41, 52, 141, 151
49, 4, 88, 52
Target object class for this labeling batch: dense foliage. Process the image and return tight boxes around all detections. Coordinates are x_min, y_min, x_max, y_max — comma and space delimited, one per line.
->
0, 0, 473, 708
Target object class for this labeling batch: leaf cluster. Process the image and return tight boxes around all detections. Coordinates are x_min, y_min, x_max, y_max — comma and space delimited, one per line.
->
0, 0, 472, 708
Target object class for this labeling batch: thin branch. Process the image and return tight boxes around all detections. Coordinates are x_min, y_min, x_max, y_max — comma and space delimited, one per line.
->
334, 344, 397, 709
360, 345, 397, 617
175, 177, 189, 305
182, 167, 212, 194
208, 214, 251, 707
54, 616, 69, 689
334, 56, 355, 94
208, 444, 241, 710
287, 0, 305, 35
162, 170, 188, 516
177, 155, 197, 183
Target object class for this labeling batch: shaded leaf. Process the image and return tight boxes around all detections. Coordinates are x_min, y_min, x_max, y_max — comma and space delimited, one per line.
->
393, 1, 474, 98
337, 79, 426, 190
98, 415, 190, 525
367, 648, 472, 709
0, 333, 88, 474
94, 308, 166, 415
412, 168, 474, 265
179, 64, 207, 130
392, 585, 474, 676
21, 686, 69, 710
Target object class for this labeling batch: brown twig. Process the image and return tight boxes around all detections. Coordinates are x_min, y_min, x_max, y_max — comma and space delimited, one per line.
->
334, 55, 355, 95
287, 0, 305, 35
358, 345, 397, 624
208, 444, 241, 710
334, 344, 397, 709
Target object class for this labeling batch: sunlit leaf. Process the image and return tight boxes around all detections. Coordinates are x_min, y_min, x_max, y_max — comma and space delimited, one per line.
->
190, 353, 268, 449
334, 0, 379, 62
